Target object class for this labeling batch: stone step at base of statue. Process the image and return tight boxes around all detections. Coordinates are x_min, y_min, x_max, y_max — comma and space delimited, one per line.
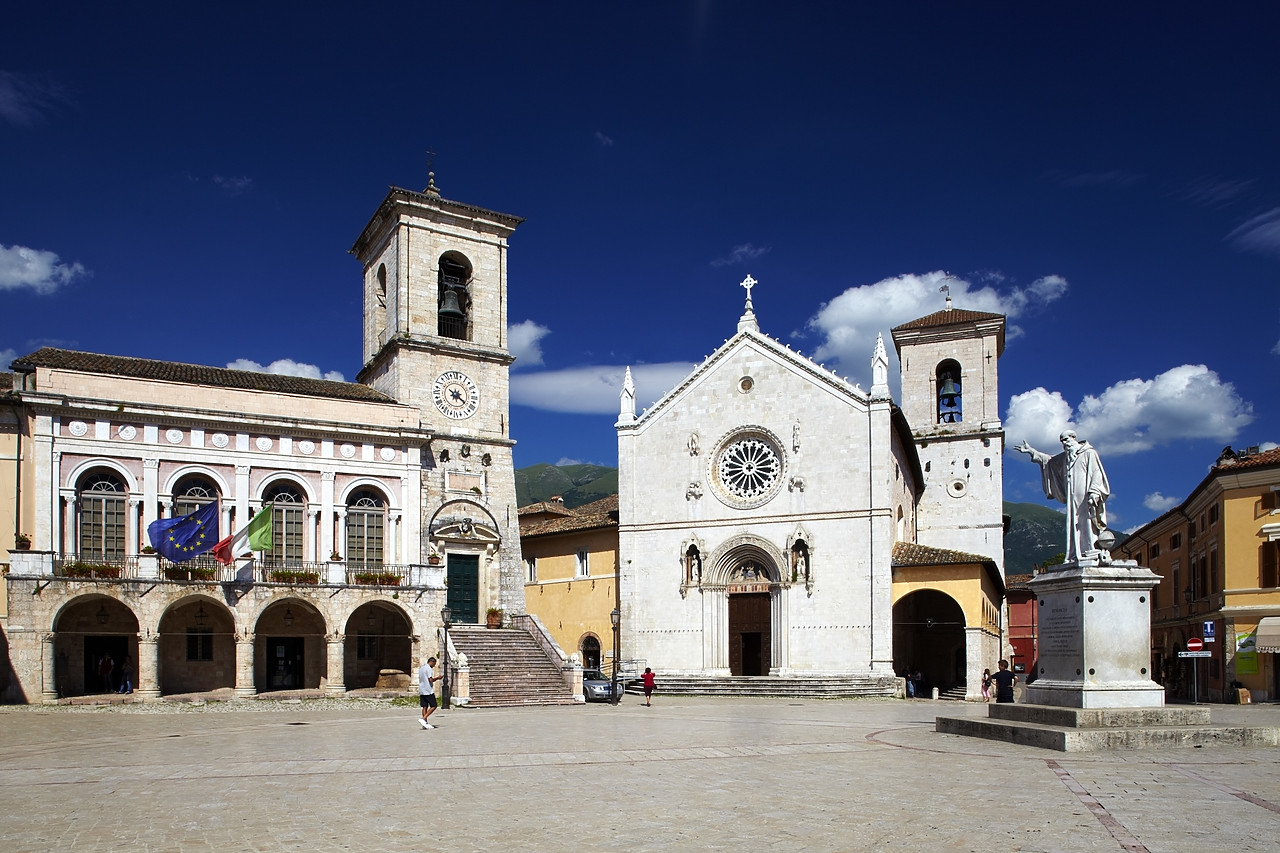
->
936, 703, 1280, 752
625, 675, 897, 699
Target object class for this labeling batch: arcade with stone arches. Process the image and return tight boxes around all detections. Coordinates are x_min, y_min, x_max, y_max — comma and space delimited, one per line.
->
39, 590, 431, 700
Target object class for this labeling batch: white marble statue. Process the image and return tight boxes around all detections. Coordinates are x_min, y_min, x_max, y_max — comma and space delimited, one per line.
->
1015, 431, 1112, 562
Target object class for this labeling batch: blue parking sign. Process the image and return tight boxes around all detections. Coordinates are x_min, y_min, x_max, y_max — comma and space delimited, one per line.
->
1203, 620, 1216, 642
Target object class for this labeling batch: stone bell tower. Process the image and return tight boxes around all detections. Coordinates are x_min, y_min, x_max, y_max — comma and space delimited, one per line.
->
891, 293, 1006, 568
351, 174, 526, 623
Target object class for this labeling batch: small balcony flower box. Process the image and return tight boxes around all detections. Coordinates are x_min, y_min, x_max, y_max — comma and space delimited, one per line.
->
165, 567, 217, 582
269, 570, 320, 585
354, 572, 401, 586
62, 561, 122, 579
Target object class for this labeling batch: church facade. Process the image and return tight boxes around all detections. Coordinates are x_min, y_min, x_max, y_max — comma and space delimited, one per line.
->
616, 285, 1006, 694
0, 179, 528, 703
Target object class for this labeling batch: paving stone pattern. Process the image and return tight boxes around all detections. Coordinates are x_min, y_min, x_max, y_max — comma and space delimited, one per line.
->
1, 697, 1278, 852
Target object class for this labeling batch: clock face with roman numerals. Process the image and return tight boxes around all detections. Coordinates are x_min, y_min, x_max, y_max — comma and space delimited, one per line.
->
432, 370, 480, 420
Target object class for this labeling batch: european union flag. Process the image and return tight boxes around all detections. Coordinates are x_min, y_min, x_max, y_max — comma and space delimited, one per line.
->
147, 501, 220, 563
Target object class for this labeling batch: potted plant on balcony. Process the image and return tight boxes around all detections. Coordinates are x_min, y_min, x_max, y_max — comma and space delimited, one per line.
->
330, 550, 343, 562
14, 533, 31, 550
269, 569, 320, 585
486, 607, 504, 629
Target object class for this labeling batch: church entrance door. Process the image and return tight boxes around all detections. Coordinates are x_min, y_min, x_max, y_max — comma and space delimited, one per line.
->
446, 554, 480, 624
729, 592, 771, 676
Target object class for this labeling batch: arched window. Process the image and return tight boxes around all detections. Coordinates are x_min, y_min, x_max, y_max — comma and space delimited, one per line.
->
376, 263, 387, 307
262, 482, 305, 564
346, 489, 386, 567
78, 470, 126, 560
936, 359, 962, 423
437, 252, 472, 340
173, 476, 219, 518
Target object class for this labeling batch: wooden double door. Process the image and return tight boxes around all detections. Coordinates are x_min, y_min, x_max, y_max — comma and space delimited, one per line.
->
729, 593, 771, 676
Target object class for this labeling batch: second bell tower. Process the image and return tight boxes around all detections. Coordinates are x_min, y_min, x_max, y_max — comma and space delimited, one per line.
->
891, 297, 1006, 569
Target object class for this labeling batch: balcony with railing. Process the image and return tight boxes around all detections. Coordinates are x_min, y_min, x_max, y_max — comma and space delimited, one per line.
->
10, 551, 442, 589
54, 554, 140, 580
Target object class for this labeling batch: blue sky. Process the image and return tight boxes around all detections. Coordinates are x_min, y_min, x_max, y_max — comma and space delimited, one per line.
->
3, 4, 1278, 534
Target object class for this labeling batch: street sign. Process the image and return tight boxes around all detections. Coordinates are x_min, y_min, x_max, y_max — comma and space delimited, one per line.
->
1186, 637, 1203, 652
1179, 651, 1211, 658
1203, 621, 1216, 643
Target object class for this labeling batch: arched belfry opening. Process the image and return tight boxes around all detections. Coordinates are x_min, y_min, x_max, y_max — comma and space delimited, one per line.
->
936, 359, 962, 423
437, 252, 473, 340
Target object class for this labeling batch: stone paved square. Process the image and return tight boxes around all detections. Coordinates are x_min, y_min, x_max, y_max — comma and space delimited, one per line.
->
1, 696, 1278, 852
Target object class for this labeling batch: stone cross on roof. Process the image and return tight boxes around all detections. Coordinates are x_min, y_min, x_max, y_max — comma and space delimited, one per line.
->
738, 275, 759, 333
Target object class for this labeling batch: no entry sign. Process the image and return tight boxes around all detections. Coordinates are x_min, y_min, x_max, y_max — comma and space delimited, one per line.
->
1187, 637, 1204, 652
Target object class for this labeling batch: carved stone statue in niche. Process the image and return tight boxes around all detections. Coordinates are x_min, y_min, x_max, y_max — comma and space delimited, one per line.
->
792, 422, 801, 453
790, 541, 810, 584
684, 545, 702, 585
688, 432, 700, 456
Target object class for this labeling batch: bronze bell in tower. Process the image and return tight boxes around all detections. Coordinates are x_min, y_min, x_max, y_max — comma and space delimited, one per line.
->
938, 372, 960, 405
438, 288, 465, 318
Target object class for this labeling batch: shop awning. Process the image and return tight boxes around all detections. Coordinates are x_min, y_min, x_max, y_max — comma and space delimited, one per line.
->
1257, 617, 1280, 654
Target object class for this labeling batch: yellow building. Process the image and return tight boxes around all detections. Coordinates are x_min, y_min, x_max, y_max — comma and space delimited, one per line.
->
891, 542, 1005, 699
519, 496, 621, 675
1115, 445, 1280, 702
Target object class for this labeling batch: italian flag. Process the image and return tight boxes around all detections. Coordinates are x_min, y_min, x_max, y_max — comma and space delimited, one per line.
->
211, 503, 274, 564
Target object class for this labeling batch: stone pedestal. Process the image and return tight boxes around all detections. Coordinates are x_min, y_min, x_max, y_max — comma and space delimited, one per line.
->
1024, 559, 1163, 708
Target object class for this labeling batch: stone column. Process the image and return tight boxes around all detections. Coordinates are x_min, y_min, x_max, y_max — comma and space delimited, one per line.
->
41, 633, 58, 703
307, 508, 320, 563
325, 633, 346, 696
235, 635, 257, 698
142, 458, 160, 531
320, 472, 336, 561
127, 498, 142, 556
136, 635, 161, 700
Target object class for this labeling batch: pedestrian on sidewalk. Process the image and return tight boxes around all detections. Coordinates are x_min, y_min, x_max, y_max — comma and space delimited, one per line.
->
980, 667, 992, 702
642, 667, 656, 706
992, 659, 1017, 704
98, 653, 114, 693
117, 656, 133, 694
418, 656, 439, 729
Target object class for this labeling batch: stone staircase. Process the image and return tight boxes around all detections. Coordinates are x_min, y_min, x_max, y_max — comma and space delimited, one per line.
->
449, 625, 577, 707
625, 674, 897, 699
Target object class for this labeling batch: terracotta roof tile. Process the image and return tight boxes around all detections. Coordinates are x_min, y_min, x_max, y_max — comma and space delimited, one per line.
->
520, 494, 618, 538
1215, 445, 1280, 471
892, 540, 995, 567
891, 307, 1005, 332
10, 348, 396, 404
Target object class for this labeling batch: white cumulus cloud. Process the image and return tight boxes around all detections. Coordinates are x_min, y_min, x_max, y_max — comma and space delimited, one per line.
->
508, 320, 551, 369
227, 358, 345, 383
511, 362, 696, 415
806, 270, 1068, 382
1005, 364, 1254, 457
1143, 492, 1180, 512
0, 244, 88, 294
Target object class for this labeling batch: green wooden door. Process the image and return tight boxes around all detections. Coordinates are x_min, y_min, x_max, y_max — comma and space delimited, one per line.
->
446, 554, 480, 624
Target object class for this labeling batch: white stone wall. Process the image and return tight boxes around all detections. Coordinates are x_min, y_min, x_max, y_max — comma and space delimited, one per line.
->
619, 332, 897, 676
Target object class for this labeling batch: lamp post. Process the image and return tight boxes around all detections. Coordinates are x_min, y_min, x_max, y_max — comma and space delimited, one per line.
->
440, 605, 452, 710
610, 607, 621, 705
